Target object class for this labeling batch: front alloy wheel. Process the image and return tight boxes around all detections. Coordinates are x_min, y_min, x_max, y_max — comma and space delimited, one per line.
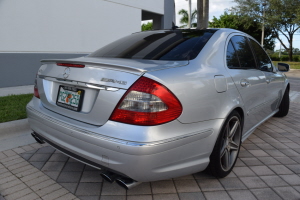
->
208, 111, 242, 178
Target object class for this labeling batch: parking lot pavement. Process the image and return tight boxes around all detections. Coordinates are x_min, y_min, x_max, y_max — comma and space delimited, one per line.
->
0, 102, 299, 200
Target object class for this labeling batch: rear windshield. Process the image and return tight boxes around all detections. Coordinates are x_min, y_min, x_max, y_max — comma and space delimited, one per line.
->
88, 29, 217, 61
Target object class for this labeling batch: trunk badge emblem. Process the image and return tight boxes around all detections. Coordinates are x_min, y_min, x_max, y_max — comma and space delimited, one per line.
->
101, 78, 127, 85
63, 67, 70, 79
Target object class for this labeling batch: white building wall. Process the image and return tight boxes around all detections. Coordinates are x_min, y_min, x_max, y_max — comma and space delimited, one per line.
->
0, 0, 175, 87
0, 0, 142, 53
104, 0, 164, 14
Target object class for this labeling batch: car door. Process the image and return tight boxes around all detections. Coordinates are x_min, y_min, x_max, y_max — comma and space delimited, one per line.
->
249, 39, 285, 114
225, 35, 267, 134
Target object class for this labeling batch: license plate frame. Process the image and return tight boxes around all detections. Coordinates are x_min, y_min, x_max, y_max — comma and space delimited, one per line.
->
56, 85, 85, 112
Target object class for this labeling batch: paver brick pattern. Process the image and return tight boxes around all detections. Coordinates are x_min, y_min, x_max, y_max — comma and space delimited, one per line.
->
0, 103, 299, 199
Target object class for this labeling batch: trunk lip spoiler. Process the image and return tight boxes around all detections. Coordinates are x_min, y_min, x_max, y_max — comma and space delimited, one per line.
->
41, 59, 190, 74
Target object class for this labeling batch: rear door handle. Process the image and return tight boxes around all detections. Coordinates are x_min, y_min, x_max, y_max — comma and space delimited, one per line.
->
240, 80, 250, 87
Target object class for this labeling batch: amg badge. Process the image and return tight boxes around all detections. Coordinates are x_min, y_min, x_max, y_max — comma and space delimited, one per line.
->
101, 78, 127, 85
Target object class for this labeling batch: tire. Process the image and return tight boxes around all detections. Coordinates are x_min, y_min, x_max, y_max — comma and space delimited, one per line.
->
274, 87, 289, 117
208, 111, 242, 178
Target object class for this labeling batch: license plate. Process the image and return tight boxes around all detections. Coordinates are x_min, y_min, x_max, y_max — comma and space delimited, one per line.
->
56, 86, 84, 112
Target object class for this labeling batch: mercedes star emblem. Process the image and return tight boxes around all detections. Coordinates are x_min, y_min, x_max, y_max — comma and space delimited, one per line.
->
63, 67, 70, 79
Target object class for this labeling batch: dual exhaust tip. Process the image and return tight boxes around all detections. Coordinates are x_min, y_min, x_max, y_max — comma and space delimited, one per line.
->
100, 171, 141, 190
31, 132, 45, 144
31, 132, 140, 189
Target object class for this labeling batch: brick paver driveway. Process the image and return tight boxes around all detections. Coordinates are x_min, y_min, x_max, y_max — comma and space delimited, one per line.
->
0, 102, 300, 200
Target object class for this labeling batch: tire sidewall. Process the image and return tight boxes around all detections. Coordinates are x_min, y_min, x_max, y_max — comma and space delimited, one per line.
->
209, 110, 242, 178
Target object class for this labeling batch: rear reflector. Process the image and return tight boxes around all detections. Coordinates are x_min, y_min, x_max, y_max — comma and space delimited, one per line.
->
34, 87, 40, 99
34, 74, 40, 99
57, 63, 85, 68
109, 77, 182, 126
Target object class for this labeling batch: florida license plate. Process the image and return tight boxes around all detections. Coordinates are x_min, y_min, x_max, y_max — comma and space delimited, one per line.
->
56, 86, 84, 112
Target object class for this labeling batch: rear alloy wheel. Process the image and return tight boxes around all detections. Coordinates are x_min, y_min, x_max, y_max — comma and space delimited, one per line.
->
208, 111, 242, 178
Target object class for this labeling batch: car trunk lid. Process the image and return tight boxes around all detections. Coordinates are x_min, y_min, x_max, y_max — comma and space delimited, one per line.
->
37, 57, 188, 126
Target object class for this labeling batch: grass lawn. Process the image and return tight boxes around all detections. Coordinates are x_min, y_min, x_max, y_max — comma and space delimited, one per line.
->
272, 61, 300, 69
0, 94, 33, 123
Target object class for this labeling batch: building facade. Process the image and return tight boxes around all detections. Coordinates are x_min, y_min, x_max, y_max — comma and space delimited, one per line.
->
0, 0, 175, 87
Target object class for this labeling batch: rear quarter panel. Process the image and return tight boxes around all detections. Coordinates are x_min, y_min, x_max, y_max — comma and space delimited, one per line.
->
144, 30, 244, 124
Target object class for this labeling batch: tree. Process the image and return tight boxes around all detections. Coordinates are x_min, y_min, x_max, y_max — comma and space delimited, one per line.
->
293, 48, 300, 55
197, 0, 203, 29
231, 0, 300, 61
178, 9, 197, 28
141, 22, 153, 31
203, 0, 209, 28
209, 12, 276, 50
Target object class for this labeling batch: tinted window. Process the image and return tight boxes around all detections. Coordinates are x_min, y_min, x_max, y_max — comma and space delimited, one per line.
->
231, 36, 257, 69
249, 39, 273, 72
226, 40, 240, 69
88, 30, 216, 61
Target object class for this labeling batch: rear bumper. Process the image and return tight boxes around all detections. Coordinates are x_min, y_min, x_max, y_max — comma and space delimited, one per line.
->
26, 98, 224, 182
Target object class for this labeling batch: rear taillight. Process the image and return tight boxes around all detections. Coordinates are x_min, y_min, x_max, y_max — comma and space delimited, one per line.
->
109, 77, 182, 126
57, 63, 85, 68
34, 74, 40, 99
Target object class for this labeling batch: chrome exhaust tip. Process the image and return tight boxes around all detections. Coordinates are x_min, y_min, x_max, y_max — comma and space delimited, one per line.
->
100, 171, 121, 183
31, 132, 45, 144
116, 178, 141, 190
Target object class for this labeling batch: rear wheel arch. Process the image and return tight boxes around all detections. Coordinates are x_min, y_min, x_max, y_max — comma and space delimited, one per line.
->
213, 107, 245, 145
233, 107, 244, 131
222, 107, 245, 132
208, 109, 243, 177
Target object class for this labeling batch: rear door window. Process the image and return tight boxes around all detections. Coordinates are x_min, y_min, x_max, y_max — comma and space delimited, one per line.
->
249, 39, 273, 72
230, 36, 257, 69
226, 40, 241, 69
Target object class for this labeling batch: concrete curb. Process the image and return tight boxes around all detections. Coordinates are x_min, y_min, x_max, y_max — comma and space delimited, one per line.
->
0, 85, 33, 97
0, 119, 35, 151
0, 119, 30, 138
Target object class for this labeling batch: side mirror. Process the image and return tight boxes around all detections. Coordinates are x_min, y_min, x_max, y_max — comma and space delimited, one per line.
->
277, 63, 290, 72
261, 64, 273, 72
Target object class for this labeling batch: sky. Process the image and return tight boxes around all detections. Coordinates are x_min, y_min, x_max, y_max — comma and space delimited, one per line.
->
174, 0, 300, 51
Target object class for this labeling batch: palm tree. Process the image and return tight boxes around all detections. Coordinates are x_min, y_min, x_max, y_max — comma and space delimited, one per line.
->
197, 0, 209, 29
178, 9, 198, 28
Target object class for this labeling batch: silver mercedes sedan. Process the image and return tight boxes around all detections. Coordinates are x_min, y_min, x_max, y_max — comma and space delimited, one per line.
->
27, 28, 290, 189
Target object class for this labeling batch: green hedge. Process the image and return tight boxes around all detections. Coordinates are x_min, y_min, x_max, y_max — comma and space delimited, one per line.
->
269, 55, 299, 62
